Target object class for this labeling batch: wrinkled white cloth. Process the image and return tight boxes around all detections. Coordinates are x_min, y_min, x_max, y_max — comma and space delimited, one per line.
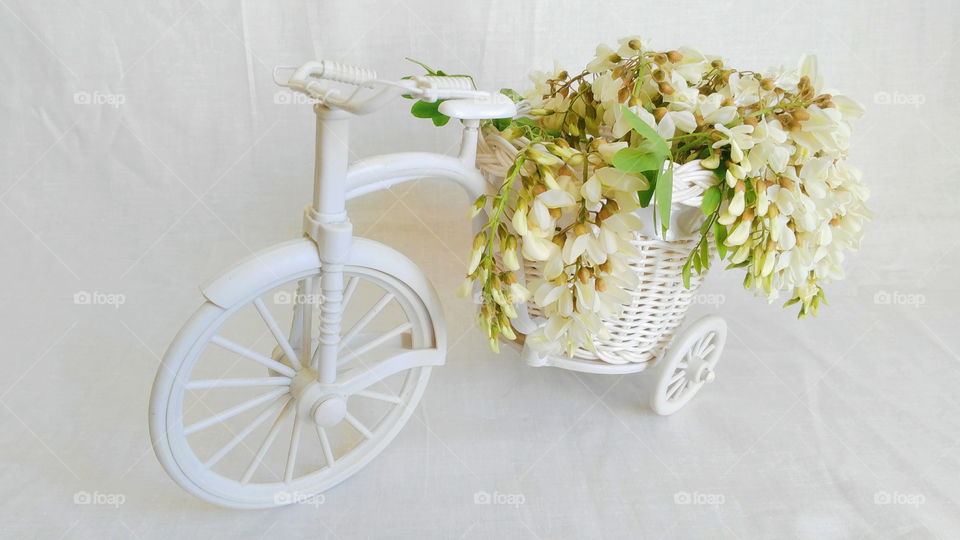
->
1, 0, 958, 538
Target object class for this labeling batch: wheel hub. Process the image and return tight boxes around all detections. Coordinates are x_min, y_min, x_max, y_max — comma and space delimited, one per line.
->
685, 346, 716, 384
289, 367, 347, 427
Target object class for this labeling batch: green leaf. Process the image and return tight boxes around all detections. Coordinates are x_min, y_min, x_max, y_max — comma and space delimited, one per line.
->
411, 100, 441, 118
699, 237, 710, 270
612, 148, 664, 173
712, 221, 728, 259
492, 117, 511, 131
411, 100, 450, 126
682, 258, 692, 289
655, 163, 673, 233
701, 186, 721, 215
638, 170, 657, 207
405, 57, 441, 75
500, 88, 523, 103
619, 105, 670, 157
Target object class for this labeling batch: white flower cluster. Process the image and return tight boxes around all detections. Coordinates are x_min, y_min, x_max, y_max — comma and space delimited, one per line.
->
462, 36, 868, 355
527, 38, 869, 319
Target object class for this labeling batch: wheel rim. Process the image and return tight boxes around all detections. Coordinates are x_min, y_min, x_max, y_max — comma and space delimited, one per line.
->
155, 266, 434, 507
651, 315, 726, 415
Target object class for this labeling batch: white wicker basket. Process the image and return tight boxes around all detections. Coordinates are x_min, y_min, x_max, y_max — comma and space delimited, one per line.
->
476, 126, 717, 366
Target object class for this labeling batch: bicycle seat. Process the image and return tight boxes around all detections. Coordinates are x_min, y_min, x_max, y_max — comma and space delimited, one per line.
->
439, 97, 516, 120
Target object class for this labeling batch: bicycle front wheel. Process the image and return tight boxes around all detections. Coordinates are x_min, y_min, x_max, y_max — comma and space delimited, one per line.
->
150, 261, 437, 508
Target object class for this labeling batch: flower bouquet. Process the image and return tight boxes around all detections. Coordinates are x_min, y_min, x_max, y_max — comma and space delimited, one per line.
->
411, 37, 869, 360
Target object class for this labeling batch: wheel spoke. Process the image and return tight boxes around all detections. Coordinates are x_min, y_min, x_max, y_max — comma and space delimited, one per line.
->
315, 425, 335, 467
210, 335, 296, 377
340, 293, 395, 350
301, 277, 316, 364
284, 410, 303, 482
669, 370, 685, 385
339, 322, 413, 365
341, 276, 359, 312
344, 412, 373, 439
254, 298, 301, 370
353, 390, 402, 404
667, 379, 688, 400
204, 396, 291, 468
186, 377, 291, 390
184, 387, 289, 436
241, 399, 294, 484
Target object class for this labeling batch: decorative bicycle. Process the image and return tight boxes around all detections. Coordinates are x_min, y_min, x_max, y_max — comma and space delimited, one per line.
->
149, 59, 726, 508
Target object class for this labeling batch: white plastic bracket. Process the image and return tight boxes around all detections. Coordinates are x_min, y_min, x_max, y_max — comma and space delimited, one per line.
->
303, 206, 353, 263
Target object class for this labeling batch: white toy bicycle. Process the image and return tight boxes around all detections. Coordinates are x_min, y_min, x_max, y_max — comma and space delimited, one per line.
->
149, 59, 725, 508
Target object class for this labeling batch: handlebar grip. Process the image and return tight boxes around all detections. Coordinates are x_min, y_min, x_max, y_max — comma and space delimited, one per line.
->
418, 75, 475, 91
316, 60, 378, 85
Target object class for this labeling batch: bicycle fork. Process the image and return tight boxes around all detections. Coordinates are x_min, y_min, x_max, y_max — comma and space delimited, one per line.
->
302, 104, 353, 385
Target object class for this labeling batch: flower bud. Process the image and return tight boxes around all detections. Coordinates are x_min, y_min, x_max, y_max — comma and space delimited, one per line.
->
666, 50, 683, 63
728, 190, 745, 216
653, 107, 668, 122
577, 267, 591, 284
760, 77, 775, 91
652, 69, 666, 82
503, 236, 520, 271
595, 278, 607, 292
469, 195, 487, 218
700, 153, 720, 169
791, 108, 810, 122
574, 223, 590, 236
628, 39, 643, 50
542, 169, 560, 189
657, 81, 676, 95
530, 108, 554, 116
457, 277, 473, 298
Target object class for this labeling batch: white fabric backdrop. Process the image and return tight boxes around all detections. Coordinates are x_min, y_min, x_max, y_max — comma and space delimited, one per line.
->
1, 0, 958, 538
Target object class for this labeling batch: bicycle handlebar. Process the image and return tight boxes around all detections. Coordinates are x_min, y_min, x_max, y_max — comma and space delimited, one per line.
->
275, 60, 491, 115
